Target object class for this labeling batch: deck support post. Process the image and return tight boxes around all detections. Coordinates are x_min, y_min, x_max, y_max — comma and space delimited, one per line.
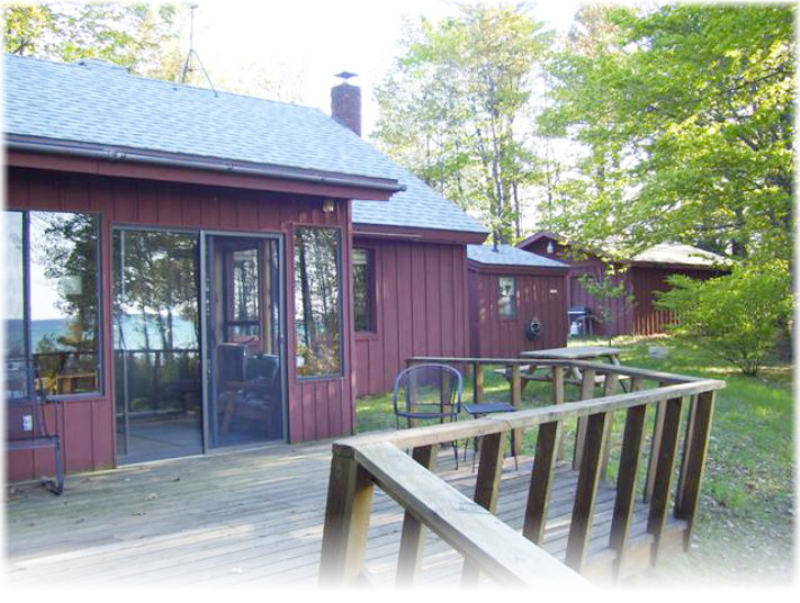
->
646, 397, 683, 565
396, 445, 438, 586
552, 366, 566, 461
565, 411, 608, 572
675, 391, 715, 550
473, 363, 484, 404
644, 381, 669, 502
461, 431, 504, 585
609, 404, 647, 579
599, 373, 620, 481
573, 368, 596, 470
522, 421, 560, 544
510, 364, 522, 456
319, 447, 375, 586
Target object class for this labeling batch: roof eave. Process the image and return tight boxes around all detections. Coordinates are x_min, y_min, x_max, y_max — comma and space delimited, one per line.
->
5, 134, 406, 199
353, 222, 488, 245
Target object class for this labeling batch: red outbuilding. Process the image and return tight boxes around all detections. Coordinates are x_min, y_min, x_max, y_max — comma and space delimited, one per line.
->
517, 231, 727, 337
466, 244, 569, 358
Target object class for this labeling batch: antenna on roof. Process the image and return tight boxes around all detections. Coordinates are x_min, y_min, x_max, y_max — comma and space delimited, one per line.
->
176, 4, 218, 97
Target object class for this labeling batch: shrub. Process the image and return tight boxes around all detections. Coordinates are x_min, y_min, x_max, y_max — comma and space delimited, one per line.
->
655, 260, 792, 376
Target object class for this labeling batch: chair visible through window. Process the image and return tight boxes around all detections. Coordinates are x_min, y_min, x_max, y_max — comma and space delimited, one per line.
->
392, 363, 463, 468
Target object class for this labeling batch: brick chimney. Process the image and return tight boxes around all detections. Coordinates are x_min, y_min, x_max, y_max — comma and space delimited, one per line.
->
331, 71, 361, 137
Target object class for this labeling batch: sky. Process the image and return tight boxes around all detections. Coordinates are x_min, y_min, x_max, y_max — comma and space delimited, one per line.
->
183, 0, 587, 136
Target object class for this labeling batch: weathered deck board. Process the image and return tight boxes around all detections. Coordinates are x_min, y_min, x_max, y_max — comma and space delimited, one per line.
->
6, 441, 668, 587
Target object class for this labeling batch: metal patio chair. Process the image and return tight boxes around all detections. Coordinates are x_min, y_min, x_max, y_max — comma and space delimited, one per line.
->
392, 363, 463, 469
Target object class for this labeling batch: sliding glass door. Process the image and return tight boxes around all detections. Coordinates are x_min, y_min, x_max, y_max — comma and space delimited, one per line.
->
112, 228, 285, 463
113, 230, 202, 463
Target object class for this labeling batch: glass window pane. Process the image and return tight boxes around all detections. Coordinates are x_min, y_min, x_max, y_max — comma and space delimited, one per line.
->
113, 229, 202, 462
29, 211, 100, 395
353, 248, 373, 332
3, 212, 27, 399
294, 227, 342, 377
498, 276, 517, 318
231, 248, 260, 323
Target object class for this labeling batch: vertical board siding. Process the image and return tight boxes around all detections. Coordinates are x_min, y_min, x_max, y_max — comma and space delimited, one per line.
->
567, 262, 633, 337
352, 239, 470, 397
469, 268, 568, 359
6, 167, 353, 482
630, 267, 715, 336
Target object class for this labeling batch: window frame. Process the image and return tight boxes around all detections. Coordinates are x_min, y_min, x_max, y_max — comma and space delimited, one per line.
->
498, 275, 518, 319
292, 224, 345, 381
352, 246, 377, 335
5, 209, 104, 401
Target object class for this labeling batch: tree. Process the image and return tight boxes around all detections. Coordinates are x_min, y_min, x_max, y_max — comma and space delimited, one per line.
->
540, 4, 794, 265
3, 2, 186, 79
655, 261, 792, 375
372, 4, 553, 244
577, 269, 634, 345
538, 4, 793, 362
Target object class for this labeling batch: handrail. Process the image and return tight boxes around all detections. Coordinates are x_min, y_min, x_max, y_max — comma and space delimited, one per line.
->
320, 356, 724, 587
352, 442, 586, 586
408, 355, 705, 383
337, 379, 723, 452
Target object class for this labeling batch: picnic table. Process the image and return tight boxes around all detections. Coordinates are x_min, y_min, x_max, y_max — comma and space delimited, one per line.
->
519, 345, 628, 391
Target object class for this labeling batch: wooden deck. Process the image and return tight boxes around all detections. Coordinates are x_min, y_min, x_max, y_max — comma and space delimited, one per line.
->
5, 441, 680, 587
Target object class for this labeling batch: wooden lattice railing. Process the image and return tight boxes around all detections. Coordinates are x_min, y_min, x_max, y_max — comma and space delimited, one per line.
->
319, 357, 725, 587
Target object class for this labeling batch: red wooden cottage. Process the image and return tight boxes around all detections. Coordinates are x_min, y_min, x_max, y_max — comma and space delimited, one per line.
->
466, 244, 569, 358
517, 231, 727, 337
3, 55, 493, 481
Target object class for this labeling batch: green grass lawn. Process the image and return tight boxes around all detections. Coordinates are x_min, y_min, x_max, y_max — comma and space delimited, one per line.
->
354, 335, 795, 586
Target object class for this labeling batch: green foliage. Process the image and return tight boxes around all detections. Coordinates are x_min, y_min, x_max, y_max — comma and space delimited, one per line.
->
3, 2, 185, 78
655, 260, 792, 375
577, 268, 634, 343
372, 4, 553, 243
539, 4, 794, 267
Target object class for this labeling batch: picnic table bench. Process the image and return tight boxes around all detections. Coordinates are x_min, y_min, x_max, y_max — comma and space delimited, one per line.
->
519, 346, 631, 391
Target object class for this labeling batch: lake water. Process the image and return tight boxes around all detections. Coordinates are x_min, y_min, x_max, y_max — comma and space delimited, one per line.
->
5, 314, 198, 355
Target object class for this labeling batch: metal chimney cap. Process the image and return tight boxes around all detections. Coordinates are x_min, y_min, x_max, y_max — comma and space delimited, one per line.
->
335, 71, 358, 81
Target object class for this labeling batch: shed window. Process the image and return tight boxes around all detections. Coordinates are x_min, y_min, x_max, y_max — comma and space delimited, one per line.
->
352, 248, 375, 332
3, 210, 102, 399
294, 227, 342, 377
498, 276, 517, 318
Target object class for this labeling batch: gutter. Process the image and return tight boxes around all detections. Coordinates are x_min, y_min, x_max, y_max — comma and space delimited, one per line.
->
5, 135, 407, 194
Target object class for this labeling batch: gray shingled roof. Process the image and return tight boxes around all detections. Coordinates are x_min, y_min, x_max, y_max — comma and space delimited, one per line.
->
631, 243, 727, 267
467, 244, 568, 269
3, 54, 487, 236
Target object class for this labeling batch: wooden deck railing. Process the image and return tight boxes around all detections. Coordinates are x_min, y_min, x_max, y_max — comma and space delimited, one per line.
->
319, 357, 724, 587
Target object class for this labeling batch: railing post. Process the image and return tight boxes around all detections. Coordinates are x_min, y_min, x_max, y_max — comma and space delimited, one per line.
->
510, 363, 522, 456
608, 404, 647, 579
319, 447, 375, 586
462, 431, 505, 585
599, 373, 620, 481
675, 391, 715, 550
646, 396, 683, 565
566, 410, 609, 572
473, 362, 484, 404
396, 445, 438, 586
644, 381, 669, 502
552, 365, 566, 461
523, 421, 560, 545
573, 368, 596, 470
